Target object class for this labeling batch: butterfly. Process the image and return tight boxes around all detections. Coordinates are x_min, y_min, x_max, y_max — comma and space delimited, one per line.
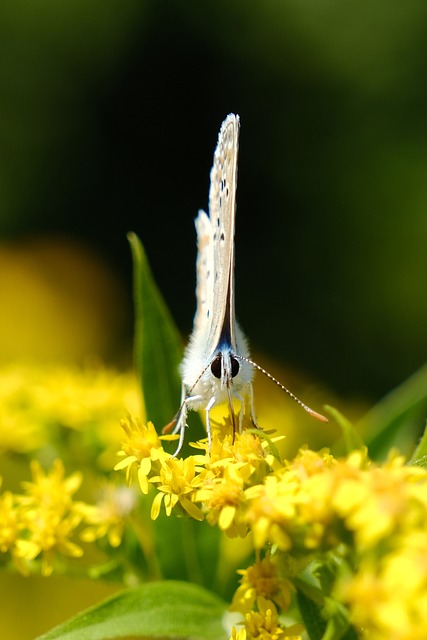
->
168, 114, 327, 456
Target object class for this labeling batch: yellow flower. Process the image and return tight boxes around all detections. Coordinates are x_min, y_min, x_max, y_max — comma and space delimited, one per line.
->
0, 488, 22, 554
287, 446, 337, 478
194, 463, 247, 537
0, 366, 47, 453
188, 426, 284, 537
244, 472, 298, 550
150, 456, 204, 521
0, 484, 31, 574
230, 626, 247, 640
231, 556, 294, 614
341, 531, 427, 639
244, 448, 403, 554
80, 484, 137, 548
194, 422, 280, 483
17, 509, 84, 576
238, 597, 303, 640
15, 460, 85, 575
115, 417, 169, 493
333, 453, 427, 550
19, 459, 82, 512
0, 363, 140, 455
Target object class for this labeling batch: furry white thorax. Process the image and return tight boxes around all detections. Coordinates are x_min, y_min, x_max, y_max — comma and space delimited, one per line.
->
180, 320, 253, 412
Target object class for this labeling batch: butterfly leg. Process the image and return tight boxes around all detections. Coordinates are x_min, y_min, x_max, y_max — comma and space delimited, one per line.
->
205, 396, 217, 451
247, 383, 261, 430
172, 388, 204, 457
172, 402, 188, 457
230, 392, 245, 435
171, 383, 188, 436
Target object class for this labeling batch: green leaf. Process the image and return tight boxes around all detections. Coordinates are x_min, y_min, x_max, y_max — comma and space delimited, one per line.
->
409, 421, 427, 466
153, 511, 221, 589
325, 406, 365, 455
296, 585, 357, 640
128, 232, 183, 428
35, 581, 228, 640
321, 598, 357, 640
296, 565, 357, 640
296, 586, 326, 640
355, 361, 427, 459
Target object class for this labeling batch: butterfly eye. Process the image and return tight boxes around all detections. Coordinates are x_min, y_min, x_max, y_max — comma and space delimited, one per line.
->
231, 356, 240, 378
211, 355, 222, 379
210, 354, 240, 379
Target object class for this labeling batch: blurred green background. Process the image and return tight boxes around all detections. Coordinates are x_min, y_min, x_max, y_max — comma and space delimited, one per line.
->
2, 1, 427, 636
2, 0, 427, 397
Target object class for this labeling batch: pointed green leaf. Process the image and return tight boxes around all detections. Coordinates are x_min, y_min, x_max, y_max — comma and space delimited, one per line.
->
321, 598, 357, 640
296, 586, 326, 640
35, 581, 228, 640
325, 406, 365, 455
356, 361, 427, 459
296, 583, 356, 640
128, 232, 183, 428
409, 421, 427, 466
153, 512, 221, 589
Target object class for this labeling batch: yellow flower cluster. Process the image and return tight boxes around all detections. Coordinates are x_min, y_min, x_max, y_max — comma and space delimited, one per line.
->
0, 460, 84, 575
230, 596, 303, 640
0, 460, 135, 576
0, 363, 140, 455
115, 416, 427, 640
115, 416, 279, 536
0, 363, 142, 579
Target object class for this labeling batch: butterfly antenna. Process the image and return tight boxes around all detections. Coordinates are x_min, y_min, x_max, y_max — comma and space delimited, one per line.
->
236, 355, 328, 423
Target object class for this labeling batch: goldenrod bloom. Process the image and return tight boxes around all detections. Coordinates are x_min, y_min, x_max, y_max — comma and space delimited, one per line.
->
194, 463, 247, 537
115, 417, 170, 493
231, 556, 294, 614
14, 460, 85, 575
150, 456, 204, 521
232, 596, 303, 640
80, 484, 137, 548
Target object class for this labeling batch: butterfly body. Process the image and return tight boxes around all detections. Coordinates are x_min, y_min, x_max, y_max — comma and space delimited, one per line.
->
173, 114, 256, 452
170, 114, 327, 456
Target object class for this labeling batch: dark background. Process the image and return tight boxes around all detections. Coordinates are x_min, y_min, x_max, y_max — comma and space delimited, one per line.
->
2, 0, 427, 405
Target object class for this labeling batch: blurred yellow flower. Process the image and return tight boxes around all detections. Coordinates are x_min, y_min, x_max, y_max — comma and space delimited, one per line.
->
19, 459, 82, 512
244, 472, 298, 551
231, 556, 294, 614
17, 509, 84, 576
333, 452, 427, 549
340, 531, 427, 639
236, 596, 303, 640
80, 484, 138, 548
12, 460, 86, 575
0, 363, 140, 456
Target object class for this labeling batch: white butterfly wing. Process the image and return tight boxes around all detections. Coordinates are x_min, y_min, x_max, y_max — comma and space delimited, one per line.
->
180, 114, 241, 387
191, 210, 214, 337
206, 113, 239, 353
